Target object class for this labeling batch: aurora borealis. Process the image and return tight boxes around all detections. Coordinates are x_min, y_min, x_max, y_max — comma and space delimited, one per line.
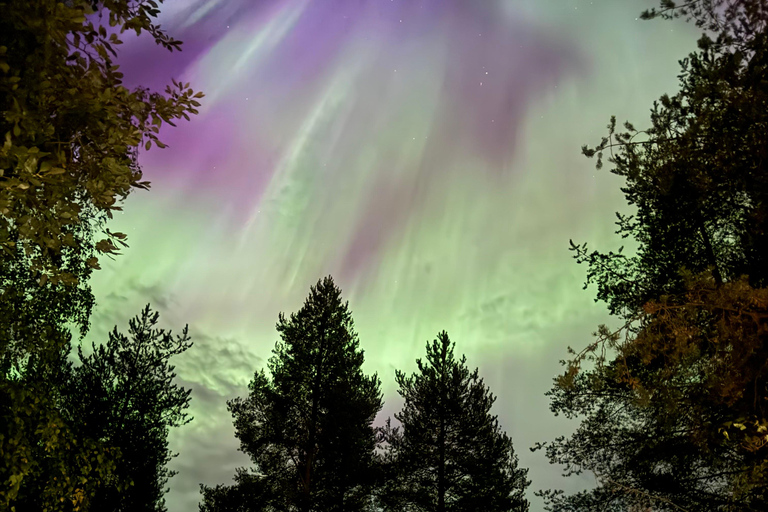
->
84, 1, 701, 510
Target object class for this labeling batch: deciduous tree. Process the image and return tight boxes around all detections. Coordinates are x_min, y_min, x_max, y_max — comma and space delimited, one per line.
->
0, 0, 202, 280
1, 2, 201, 509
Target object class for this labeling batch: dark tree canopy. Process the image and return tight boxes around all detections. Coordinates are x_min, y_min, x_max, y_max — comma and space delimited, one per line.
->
0, 326, 117, 512
379, 332, 530, 512
2, 305, 193, 512
199, 470, 276, 512
0, 2, 200, 510
538, 278, 768, 511
201, 276, 383, 512
539, 1, 768, 511
574, 0, 768, 318
65, 305, 193, 512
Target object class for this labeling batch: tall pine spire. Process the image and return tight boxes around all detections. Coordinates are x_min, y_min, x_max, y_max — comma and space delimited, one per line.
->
202, 276, 382, 512
379, 331, 530, 512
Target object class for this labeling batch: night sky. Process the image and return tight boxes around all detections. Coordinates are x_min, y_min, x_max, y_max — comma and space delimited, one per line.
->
84, 1, 700, 510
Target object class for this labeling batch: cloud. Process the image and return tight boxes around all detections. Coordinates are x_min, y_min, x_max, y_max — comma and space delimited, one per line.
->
176, 330, 265, 399
166, 400, 250, 512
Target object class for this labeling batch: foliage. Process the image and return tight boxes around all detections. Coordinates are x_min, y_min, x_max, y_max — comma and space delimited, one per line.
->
0, 341, 119, 512
0, 240, 94, 373
538, 275, 768, 511
0, 0, 202, 281
378, 331, 530, 512
64, 305, 193, 512
199, 470, 277, 512
573, 0, 768, 318
2, 305, 191, 512
201, 276, 383, 512
641, 0, 768, 52
0, 206, 96, 512
0, 2, 199, 511
538, 1, 768, 510
0, 220, 105, 512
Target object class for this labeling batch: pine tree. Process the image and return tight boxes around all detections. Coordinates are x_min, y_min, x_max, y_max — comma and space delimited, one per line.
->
379, 332, 529, 512
64, 305, 193, 512
201, 276, 382, 512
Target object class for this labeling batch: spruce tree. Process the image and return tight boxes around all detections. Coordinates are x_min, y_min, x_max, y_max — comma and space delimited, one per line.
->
201, 276, 382, 512
379, 332, 529, 512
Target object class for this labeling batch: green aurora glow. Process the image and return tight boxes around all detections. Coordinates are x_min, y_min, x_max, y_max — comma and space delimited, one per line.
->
83, 1, 701, 510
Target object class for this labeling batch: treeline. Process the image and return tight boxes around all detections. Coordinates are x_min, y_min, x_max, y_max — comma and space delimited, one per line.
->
199, 276, 530, 512
1, 1, 767, 512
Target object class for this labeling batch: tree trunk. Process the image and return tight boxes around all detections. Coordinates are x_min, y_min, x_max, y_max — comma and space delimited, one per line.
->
438, 414, 445, 512
437, 340, 448, 512
302, 317, 327, 512
698, 211, 724, 285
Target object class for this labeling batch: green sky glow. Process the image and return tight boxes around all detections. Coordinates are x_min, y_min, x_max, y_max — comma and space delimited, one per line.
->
84, 1, 701, 509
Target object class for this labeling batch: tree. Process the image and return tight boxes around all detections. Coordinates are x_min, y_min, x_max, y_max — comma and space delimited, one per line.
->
0, 0, 202, 280
0, 0, 202, 367
199, 470, 276, 512
0, 200, 98, 512
537, 275, 768, 512
573, 0, 768, 319
201, 276, 383, 512
0, 2, 200, 510
0, 327, 119, 512
6, 305, 192, 512
378, 331, 530, 512
536, 1, 768, 510
61, 305, 193, 512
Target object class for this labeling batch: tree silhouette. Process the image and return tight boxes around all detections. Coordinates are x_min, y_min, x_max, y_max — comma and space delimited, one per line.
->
64, 305, 193, 512
0, 1, 200, 510
201, 276, 382, 512
378, 331, 529, 512
538, 1, 768, 510
572, 0, 768, 318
